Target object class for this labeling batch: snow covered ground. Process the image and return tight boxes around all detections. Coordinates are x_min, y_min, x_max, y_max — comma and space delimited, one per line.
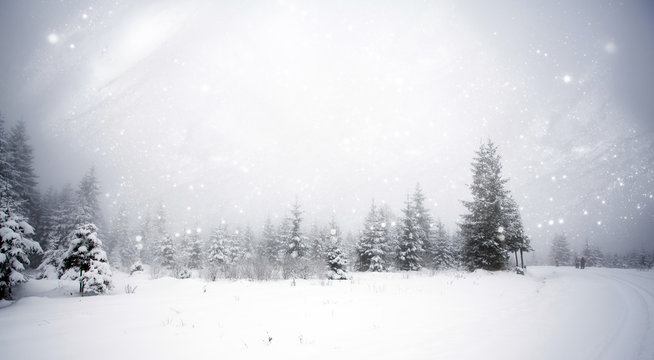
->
1, 266, 652, 360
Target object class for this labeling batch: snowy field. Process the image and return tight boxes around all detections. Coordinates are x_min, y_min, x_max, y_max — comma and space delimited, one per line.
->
1, 267, 652, 360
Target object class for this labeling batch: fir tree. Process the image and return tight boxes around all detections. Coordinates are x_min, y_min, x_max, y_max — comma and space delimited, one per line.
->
206, 225, 229, 280
0, 114, 10, 188
261, 217, 281, 264
238, 226, 254, 261
397, 195, 424, 271
285, 199, 307, 259
550, 233, 571, 266
0, 189, 42, 299
308, 224, 327, 262
37, 185, 78, 278
460, 140, 516, 271
176, 230, 191, 268
431, 220, 454, 270
120, 235, 139, 270
160, 233, 175, 269
502, 196, 531, 268
186, 228, 204, 269
6, 121, 38, 220
148, 204, 169, 267
282, 200, 308, 278
75, 167, 102, 227
412, 183, 433, 267
356, 201, 389, 272
582, 240, 604, 267
61, 223, 112, 294
109, 203, 129, 267
373, 207, 392, 271
325, 218, 348, 280
138, 213, 157, 264
33, 188, 59, 254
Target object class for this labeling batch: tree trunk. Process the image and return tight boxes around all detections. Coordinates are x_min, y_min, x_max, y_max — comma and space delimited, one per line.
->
520, 249, 525, 269
514, 251, 518, 267
79, 269, 84, 293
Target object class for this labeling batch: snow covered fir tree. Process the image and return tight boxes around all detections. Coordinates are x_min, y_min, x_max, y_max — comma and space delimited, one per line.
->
356, 201, 390, 272
60, 223, 113, 294
325, 218, 348, 280
397, 195, 425, 271
460, 140, 531, 271
282, 199, 309, 279
431, 220, 455, 270
0, 188, 42, 299
0, 118, 42, 299
550, 233, 572, 266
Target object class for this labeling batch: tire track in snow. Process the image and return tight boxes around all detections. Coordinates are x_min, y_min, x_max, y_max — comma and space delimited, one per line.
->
592, 270, 654, 360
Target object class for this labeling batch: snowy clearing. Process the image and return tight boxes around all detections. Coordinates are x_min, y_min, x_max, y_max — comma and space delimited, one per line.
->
1, 266, 652, 360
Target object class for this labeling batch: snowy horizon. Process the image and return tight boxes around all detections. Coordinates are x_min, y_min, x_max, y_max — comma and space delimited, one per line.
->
1, 0, 653, 256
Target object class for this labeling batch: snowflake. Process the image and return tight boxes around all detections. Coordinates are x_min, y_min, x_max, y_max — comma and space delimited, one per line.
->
47, 33, 59, 44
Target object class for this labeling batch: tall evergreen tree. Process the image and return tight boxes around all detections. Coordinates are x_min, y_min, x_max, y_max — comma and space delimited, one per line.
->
75, 167, 102, 227
119, 234, 139, 269
0, 114, 10, 188
412, 184, 433, 267
37, 185, 78, 278
0, 188, 42, 299
138, 213, 156, 264
582, 240, 604, 267
60, 223, 112, 294
308, 224, 327, 262
147, 203, 169, 267
285, 200, 307, 259
6, 121, 38, 220
238, 226, 254, 261
431, 220, 454, 270
460, 140, 514, 271
160, 233, 175, 269
206, 225, 229, 280
282, 200, 308, 278
105, 202, 132, 266
261, 217, 282, 265
325, 218, 348, 280
397, 195, 424, 271
550, 233, 571, 266
33, 188, 59, 254
186, 228, 204, 269
356, 201, 389, 272
503, 196, 531, 268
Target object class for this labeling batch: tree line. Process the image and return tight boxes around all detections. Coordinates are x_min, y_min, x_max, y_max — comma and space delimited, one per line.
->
10, 110, 647, 299
0, 114, 534, 298
549, 232, 654, 269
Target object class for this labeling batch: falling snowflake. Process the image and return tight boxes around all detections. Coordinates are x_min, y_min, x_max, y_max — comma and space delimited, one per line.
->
47, 33, 59, 44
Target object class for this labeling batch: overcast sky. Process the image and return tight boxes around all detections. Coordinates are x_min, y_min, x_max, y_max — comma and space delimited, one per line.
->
1, 0, 652, 256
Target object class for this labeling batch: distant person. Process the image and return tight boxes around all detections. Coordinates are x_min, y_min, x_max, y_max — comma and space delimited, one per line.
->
575, 257, 580, 269
555, 257, 559, 267
580, 257, 586, 269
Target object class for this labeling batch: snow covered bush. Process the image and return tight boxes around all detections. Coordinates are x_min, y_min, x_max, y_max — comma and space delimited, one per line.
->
130, 261, 144, 275
173, 266, 192, 279
0, 203, 42, 299
60, 223, 113, 294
